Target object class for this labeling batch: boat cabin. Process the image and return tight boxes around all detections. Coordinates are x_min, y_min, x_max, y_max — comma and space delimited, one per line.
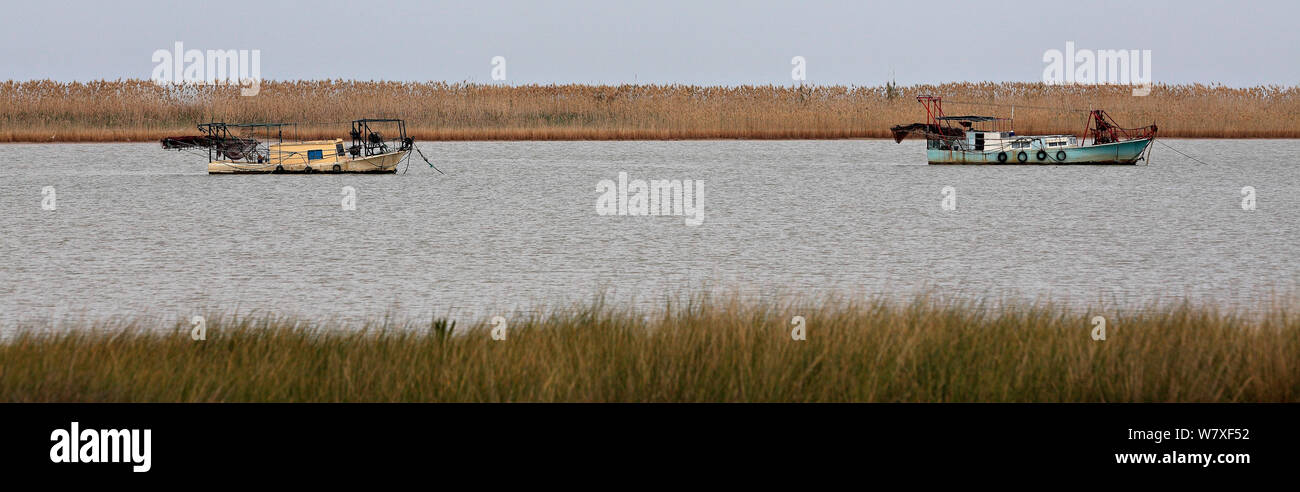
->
267, 139, 347, 167
962, 132, 1079, 152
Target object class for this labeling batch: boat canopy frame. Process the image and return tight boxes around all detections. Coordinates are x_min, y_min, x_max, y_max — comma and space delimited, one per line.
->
191, 122, 297, 162
349, 119, 413, 157
890, 96, 1015, 147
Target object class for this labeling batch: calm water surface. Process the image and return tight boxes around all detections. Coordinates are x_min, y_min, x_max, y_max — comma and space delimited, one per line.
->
1, 140, 1296, 326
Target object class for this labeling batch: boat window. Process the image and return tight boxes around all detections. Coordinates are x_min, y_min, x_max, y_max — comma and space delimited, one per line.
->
308, 150, 323, 160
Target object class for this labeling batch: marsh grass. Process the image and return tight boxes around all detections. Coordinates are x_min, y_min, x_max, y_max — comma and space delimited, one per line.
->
2, 80, 1298, 142
1, 296, 1295, 402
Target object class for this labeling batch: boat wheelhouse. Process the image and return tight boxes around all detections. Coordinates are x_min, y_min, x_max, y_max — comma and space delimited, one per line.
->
890, 96, 1156, 165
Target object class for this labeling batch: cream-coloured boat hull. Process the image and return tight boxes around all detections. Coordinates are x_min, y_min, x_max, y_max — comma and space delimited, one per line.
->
208, 141, 409, 174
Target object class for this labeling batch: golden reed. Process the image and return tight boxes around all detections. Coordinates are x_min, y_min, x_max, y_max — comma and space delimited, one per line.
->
2, 79, 1298, 142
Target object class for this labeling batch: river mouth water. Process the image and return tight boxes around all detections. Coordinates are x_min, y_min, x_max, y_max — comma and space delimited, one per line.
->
0, 139, 1296, 327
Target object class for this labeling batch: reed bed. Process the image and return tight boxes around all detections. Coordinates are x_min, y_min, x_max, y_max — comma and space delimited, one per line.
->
1, 80, 1297, 142
1, 295, 1296, 402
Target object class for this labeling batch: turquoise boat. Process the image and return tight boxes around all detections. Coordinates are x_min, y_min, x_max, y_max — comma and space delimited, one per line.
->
892, 96, 1157, 165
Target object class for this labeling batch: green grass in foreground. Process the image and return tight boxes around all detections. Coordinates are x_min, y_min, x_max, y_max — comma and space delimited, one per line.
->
1, 296, 1296, 402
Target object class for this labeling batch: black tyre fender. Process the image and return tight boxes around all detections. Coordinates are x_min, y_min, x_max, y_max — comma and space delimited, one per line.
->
1017, 151, 1028, 163
1036, 150, 1048, 161
332, 164, 342, 172
304, 166, 313, 173
997, 152, 1008, 163
274, 165, 284, 173
1056, 150, 1067, 161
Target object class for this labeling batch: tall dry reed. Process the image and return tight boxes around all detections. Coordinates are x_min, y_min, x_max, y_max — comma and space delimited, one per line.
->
2, 80, 1297, 142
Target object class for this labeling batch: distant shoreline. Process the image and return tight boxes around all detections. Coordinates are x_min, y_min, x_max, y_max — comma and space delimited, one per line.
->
4, 80, 1298, 142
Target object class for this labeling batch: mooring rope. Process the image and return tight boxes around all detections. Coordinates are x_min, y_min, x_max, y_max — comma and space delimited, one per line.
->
414, 145, 445, 174
1153, 139, 1211, 165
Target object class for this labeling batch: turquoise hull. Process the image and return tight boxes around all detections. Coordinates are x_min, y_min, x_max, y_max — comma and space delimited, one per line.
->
927, 138, 1153, 165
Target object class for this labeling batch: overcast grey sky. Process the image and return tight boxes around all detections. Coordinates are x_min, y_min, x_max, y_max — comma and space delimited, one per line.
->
2, 0, 1296, 86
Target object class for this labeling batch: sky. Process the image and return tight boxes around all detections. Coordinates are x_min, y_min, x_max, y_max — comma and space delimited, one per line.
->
2, 0, 1296, 87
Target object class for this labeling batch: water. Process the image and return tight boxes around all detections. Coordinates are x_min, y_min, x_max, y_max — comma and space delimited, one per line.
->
1, 140, 1296, 326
